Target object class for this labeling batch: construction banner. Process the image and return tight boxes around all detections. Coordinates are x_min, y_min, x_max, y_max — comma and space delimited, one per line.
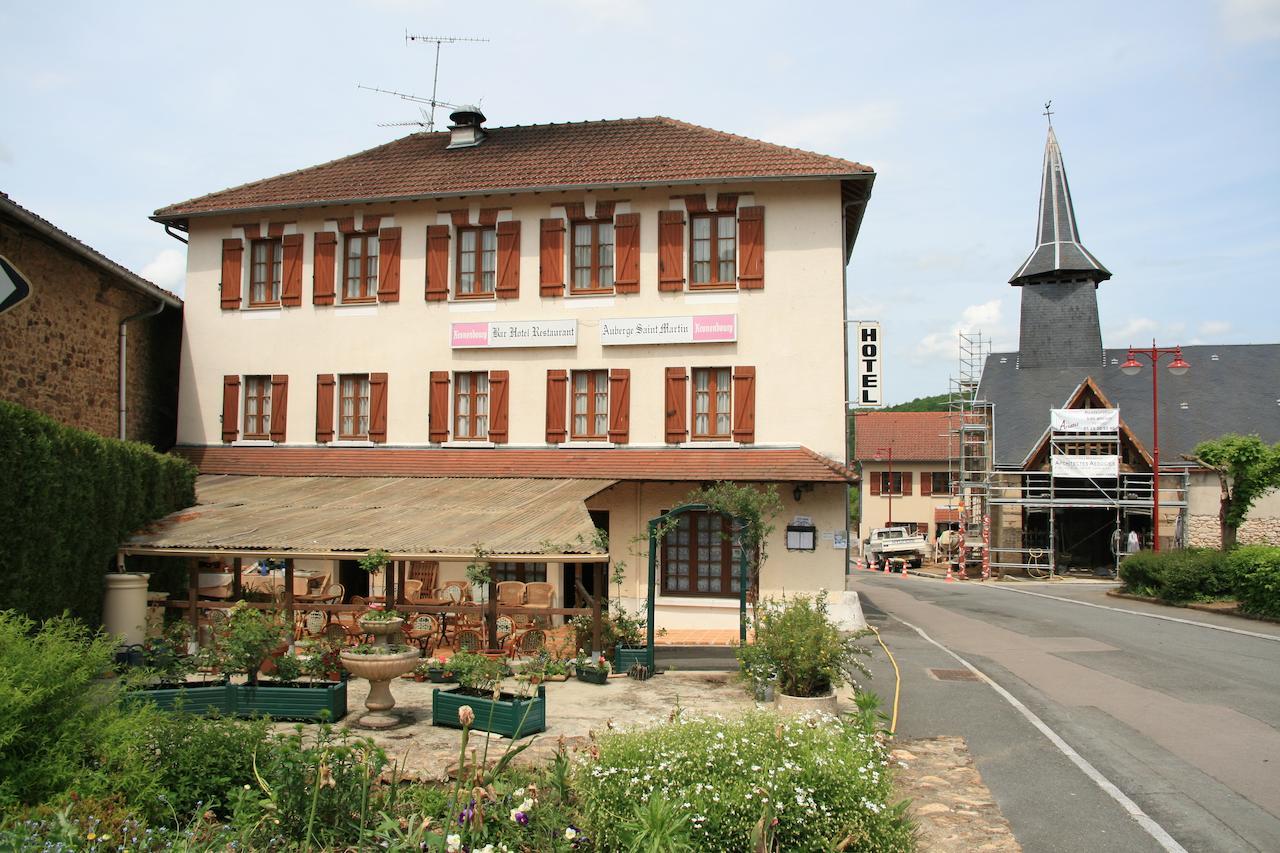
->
1051, 409, 1119, 433
1051, 454, 1119, 479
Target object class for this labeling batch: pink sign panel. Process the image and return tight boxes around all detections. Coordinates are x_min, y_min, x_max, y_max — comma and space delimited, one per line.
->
692, 314, 737, 342
451, 322, 489, 347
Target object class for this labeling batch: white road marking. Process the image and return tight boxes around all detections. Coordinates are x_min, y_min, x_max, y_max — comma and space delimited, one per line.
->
894, 616, 1189, 853
982, 584, 1280, 643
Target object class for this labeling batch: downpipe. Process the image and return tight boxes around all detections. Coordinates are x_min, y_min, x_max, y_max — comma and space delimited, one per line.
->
119, 299, 166, 440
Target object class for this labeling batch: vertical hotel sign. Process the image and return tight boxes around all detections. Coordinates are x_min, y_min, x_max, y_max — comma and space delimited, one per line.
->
854, 322, 883, 407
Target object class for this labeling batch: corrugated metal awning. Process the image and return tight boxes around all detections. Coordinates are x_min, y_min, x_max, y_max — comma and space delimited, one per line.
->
122, 475, 616, 561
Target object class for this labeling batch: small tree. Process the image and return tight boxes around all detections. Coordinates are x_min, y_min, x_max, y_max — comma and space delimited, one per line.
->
1188, 435, 1280, 549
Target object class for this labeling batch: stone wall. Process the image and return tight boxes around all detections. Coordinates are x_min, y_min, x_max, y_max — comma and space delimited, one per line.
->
0, 217, 181, 448
1188, 514, 1280, 548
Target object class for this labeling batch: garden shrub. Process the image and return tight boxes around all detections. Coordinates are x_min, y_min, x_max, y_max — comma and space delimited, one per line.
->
0, 611, 127, 808
1119, 548, 1233, 603
747, 591, 871, 697
574, 711, 915, 852
1229, 545, 1280, 618
0, 401, 196, 625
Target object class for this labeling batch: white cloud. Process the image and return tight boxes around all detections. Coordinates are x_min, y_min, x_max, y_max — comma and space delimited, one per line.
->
1108, 317, 1157, 341
141, 248, 186, 296
916, 298, 1008, 361
758, 101, 901, 152
1199, 319, 1231, 336
1221, 0, 1280, 42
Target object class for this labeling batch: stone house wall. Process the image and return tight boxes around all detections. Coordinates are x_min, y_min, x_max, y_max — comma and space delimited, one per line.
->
0, 215, 181, 448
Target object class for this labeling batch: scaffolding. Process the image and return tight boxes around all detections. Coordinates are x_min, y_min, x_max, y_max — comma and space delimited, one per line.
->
947, 331, 993, 570
985, 416, 1190, 577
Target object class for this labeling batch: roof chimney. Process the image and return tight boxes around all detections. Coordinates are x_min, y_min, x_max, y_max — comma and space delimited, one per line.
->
447, 106, 487, 149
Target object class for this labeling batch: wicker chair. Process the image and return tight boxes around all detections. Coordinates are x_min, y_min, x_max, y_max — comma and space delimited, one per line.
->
408, 561, 439, 595
407, 613, 440, 655
523, 582, 555, 627
400, 579, 424, 604
496, 581, 526, 607
438, 580, 472, 602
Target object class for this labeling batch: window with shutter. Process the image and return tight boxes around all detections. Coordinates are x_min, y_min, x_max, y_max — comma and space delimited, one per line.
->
221, 375, 241, 442
571, 370, 608, 439
570, 220, 615, 293
731, 366, 756, 444
243, 375, 272, 438
428, 371, 450, 441
489, 370, 509, 444
691, 367, 732, 440
737, 206, 765, 290
495, 221, 521, 299
369, 373, 388, 443
343, 234, 379, 302
607, 368, 630, 444
338, 374, 371, 440
457, 227, 497, 297
316, 375, 335, 443
657, 211, 685, 291
313, 232, 337, 305
248, 239, 283, 306
220, 239, 243, 309
280, 234, 303, 306
454, 372, 490, 439
425, 225, 451, 301
689, 214, 736, 288
545, 369, 568, 444
613, 213, 640, 293
539, 219, 565, 296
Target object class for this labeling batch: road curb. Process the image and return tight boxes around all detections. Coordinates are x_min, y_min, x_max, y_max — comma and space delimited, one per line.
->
1106, 590, 1280, 625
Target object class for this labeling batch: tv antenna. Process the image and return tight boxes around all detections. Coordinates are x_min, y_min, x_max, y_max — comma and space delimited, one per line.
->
407, 32, 488, 131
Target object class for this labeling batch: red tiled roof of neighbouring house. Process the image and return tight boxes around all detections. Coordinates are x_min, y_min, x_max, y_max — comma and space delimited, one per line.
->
153, 117, 873, 221
175, 445, 856, 483
852, 412, 959, 462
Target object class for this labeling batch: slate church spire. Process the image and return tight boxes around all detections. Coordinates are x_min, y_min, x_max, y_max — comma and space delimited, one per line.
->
1010, 123, 1110, 369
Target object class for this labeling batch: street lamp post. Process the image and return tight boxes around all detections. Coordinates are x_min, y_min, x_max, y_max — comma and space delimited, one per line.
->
874, 446, 894, 527
1120, 341, 1190, 552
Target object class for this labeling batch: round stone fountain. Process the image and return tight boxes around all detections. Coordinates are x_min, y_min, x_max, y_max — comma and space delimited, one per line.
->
340, 615, 420, 728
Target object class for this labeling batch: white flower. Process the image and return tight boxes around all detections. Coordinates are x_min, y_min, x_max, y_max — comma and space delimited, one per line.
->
446, 834, 462, 852
565, 827, 578, 840
520, 798, 534, 812
477, 846, 495, 853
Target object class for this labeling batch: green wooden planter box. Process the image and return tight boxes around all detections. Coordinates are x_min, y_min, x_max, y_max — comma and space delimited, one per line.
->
126, 680, 231, 714
615, 645, 651, 671
576, 668, 610, 685
236, 681, 347, 722
432, 685, 545, 738
426, 669, 456, 684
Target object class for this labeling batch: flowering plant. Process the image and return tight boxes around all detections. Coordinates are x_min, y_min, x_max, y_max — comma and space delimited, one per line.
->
345, 642, 414, 656
358, 607, 402, 622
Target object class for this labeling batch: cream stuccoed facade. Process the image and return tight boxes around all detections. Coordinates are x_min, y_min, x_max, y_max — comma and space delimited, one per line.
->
160, 116, 874, 632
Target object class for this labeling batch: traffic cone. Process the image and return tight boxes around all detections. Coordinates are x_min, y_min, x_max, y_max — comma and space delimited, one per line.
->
945, 563, 956, 583
868, 556, 878, 572
882, 558, 891, 575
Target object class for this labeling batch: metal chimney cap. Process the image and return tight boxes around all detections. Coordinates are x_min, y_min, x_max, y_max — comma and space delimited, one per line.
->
449, 106, 486, 127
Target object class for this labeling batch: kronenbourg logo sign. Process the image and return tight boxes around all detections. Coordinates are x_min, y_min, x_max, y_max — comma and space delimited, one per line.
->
0, 255, 33, 315
854, 321, 883, 407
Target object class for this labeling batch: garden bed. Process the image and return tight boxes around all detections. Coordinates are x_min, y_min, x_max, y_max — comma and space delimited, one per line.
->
126, 680, 346, 721
431, 685, 546, 738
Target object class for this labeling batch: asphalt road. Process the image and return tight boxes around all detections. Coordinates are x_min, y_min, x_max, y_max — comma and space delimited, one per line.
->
851, 572, 1280, 853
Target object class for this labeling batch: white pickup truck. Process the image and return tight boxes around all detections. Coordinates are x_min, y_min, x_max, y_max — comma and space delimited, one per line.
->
864, 526, 929, 569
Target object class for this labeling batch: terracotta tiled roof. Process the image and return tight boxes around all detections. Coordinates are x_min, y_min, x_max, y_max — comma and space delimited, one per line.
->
154, 117, 873, 221
175, 445, 855, 483
852, 412, 958, 462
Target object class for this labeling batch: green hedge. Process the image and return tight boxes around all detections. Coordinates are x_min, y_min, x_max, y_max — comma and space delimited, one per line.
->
1120, 545, 1280, 616
0, 401, 196, 626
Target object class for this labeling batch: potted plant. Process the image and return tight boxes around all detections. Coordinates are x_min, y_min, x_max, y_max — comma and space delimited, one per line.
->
431, 651, 546, 738
241, 648, 348, 721
358, 548, 391, 575
573, 651, 611, 685
357, 604, 405, 637
216, 601, 289, 687
571, 603, 655, 670
744, 591, 871, 716
124, 622, 231, 714
418, 655, 456, 683
465, 548, 492, 604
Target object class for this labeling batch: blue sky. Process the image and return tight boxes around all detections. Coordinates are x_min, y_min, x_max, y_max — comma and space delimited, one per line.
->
2, 1, 1276, 404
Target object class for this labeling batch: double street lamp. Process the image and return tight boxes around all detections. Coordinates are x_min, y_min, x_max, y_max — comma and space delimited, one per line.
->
1120, 342, 1190, 552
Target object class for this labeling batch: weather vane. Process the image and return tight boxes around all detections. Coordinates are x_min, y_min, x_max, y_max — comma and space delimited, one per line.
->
1043, 100, 1054, 126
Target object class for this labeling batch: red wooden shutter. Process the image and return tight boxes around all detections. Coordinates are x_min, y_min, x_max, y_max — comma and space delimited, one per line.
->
732, 366, 756, 444
658, 210, 685, 292
539, 218, 565, 296
496, 220, 521, 299
488, 370, 510, 444
279, 233, 303, 306
738, 206, 765, 290
315, 374, 335, 443
220, 238, 243, 309
221, 375, 240, 442
664, 367, 688, 443
429, 371, 450, 441
613, 213, 640, 293
269, 374, 289, 442
312, 232, 337, 305
545, 369, 568, 444
377, 227, 401, 303
425, 225, 451, 302
902, 472, 913, 496
920, 473, 933, 497
608, 368, 630, 444
369, 372, 388, 443
870, 471, 882, 496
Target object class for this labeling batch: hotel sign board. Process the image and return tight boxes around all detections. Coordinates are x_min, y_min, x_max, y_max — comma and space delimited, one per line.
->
451, 319, 577, 349
1051, 455, 1119, 479
854, 321, 883, 407
600, 314, 737, 346
1051, 409, 1119, 433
